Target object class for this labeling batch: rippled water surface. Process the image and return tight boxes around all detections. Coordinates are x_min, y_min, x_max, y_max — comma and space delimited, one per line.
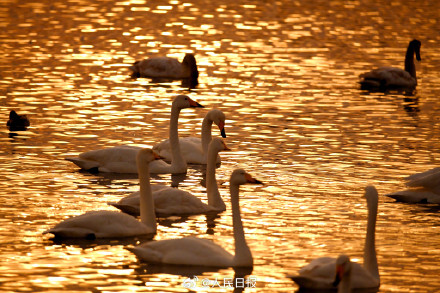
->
1, 0, 440, 292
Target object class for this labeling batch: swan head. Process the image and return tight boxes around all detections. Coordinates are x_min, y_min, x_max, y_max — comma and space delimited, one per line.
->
410, 39, 422, 61
207, 109, 226, 138
230, 169, 263, 186
209, 137, 231, 152
173, 95, 204, 110
137, 148, 161, 165
332, 254, 352, 287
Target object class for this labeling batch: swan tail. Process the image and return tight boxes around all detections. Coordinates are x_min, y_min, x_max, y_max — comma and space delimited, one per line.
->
288, 275, 332, 289
65, 157, 100, 172
107, 202, 140, 216
127, 246, 162, 263
43, 227, 95, 239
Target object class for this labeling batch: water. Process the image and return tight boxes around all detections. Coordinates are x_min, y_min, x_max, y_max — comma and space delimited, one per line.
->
1, 0, 440, 292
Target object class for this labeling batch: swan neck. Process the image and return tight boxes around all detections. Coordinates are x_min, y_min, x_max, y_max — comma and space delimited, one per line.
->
364, 199, 379, 283
230, 183, 253, 267
338, 270, 351, 293
404, 45, 417, 80
138, 161, 157, 232
206, 145, 225, 210
201, 116, 213, 157
169, 106, 186, 172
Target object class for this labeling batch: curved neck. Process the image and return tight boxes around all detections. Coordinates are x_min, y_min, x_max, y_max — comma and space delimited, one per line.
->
169, 106, 187, 173
201, 116, 214, 159
138, 161, 157, 233
404, 45, 417, 80
338, 269, 351, 293
363, 199, 379, 283
206, 145, 225, 211
230, 184, 253, 267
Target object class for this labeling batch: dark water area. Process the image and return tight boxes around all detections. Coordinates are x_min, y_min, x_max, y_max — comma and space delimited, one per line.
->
1, 0, 440, 292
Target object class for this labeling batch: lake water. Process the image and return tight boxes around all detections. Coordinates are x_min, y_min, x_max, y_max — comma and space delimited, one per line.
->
1, 0, 440, 292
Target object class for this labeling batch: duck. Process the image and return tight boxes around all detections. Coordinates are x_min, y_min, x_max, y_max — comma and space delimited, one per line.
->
386, 167, 440, 204
108, 137, 230, 216
289, 186, 380, 290
129, 53, 199, 87
6, 110, 30, 131
153, 109, 226, 164
127, 169, 262, 267
359, 39, 421, 90
43, 148, 159, 239
65, 95, 203, 174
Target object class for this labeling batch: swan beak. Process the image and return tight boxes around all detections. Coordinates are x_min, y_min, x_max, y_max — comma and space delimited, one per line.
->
416, 50, 421, 62
188, 97, 204, 108
152, 151, 161, 160
245, 173, 263, 185
332, 264, 343, 287
218, 121, 227, 138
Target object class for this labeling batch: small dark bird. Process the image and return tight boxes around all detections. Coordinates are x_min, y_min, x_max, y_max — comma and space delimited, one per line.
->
7, 110, 30, 131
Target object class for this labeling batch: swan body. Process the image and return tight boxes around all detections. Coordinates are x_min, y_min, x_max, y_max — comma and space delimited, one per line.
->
7, 110, 30, 131
44, 149, 158, 239
128, 169, 262, 267
66, 95, 204, 174
386, 167, 440, 204
153, 109, 226, 164
129, 53, 199, 87
289, 186, 380, 290
109, 138, 230, 215
360, 39, 421, 90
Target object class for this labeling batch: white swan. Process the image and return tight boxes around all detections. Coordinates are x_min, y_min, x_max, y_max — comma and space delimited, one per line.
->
127, 169, 262, 267
153, 109, 226, 164
386, 167, 440, 204
129, 53, 199, 87
66, 95, 204, 174
289, 186, 380, 290
359, 39, 421, 90
43, 149, 158, 239
333, 255, 353, 293
108, 137, 230, 215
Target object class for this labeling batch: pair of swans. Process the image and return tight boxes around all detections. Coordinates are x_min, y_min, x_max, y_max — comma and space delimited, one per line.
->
7, 110, 30, 131
108, 137, 229, 216
360, 39, 421, 91
289, 185, 380, 291
129, 53, 199, 88
45, 147, 261, 269
386, 167, 440, 204
66, 95, 226, 173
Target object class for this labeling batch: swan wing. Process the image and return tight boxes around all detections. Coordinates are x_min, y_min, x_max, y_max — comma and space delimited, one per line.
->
129, 236, 234, 266
153, 187, 213, 215
360, 67, 416, 87
405, 167, 440, 190
137, 57, 183, 78
154, 137, 220, 164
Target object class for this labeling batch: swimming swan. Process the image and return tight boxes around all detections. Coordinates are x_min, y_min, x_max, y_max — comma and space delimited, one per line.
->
44, 149, 158, 239
153, 109, 226, 164
386, 167, 440, 204
66, 95, 204, 174
359, 39, 421, 90
289, 186, 380, 290
108, 137, 230, 215
127, 169, 262, 267
129, 53, 199, 87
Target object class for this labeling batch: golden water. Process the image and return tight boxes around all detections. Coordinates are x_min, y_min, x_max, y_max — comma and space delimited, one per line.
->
1, 0, 440, 292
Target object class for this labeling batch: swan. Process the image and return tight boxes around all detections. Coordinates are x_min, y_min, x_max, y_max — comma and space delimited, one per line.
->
333, 255, 353, 293
66, 95, 204, 174
386, 167, 440, 204
108, 137, 230, 215
127, 169, 262, 267
359, 39, 421, 90
129, 53, 199, 87
289, 185, 380, 290
7, 110, 30, 131
153, 109, 226, 164
43, 148, 158, 239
